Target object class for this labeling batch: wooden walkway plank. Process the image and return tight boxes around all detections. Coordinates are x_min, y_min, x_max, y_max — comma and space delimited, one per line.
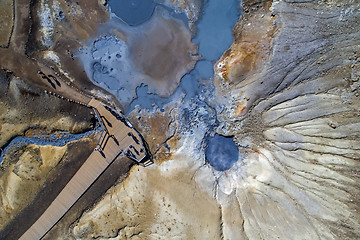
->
19, 152, 115, 240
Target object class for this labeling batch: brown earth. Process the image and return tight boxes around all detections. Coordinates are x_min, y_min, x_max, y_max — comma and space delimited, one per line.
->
0, 69, 94, 155
129, 6, 199, 97
24, 0, 126, 109
0, 0, 13, 47
0, 0, 122, 110
128, 107, 178, 164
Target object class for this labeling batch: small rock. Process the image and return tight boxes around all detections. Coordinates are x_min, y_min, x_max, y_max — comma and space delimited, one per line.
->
350, 83, 360, 92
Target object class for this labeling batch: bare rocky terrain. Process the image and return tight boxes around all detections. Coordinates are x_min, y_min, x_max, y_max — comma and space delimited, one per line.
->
65, 1, 360, 239
0, 0, 359, 239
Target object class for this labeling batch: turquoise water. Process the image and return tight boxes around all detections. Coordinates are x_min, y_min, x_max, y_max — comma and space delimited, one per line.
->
126, 0, 241, 113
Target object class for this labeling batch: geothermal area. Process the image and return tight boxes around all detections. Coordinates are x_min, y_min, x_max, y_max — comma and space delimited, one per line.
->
0, 0, 359, 239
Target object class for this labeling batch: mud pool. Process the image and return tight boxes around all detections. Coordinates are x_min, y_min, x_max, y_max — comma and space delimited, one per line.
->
79, 5, 198, 110
206, 134, 240, 171
194, 0, 241, 60
108, 0, 156, 26
127, 0, 241, 112
79, 0, 241, 113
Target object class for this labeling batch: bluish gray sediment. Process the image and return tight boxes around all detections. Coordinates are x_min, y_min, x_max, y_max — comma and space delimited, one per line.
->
108, 0, 156, 26
205, 134, 239, 171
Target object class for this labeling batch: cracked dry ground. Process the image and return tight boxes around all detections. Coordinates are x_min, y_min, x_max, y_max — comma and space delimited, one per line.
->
0, 0, 360, 240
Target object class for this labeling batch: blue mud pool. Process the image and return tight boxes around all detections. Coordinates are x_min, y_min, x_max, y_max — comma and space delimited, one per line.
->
193, 0, 241, 61
206, 134, 240, 171
108, 0, 156, 26
126, 0, 241, 113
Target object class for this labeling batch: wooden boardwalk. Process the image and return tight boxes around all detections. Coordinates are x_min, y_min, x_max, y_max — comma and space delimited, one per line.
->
18, 98, 148, 240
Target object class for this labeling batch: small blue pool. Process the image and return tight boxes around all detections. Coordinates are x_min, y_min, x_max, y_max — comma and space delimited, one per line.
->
206, 134, 239, 171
